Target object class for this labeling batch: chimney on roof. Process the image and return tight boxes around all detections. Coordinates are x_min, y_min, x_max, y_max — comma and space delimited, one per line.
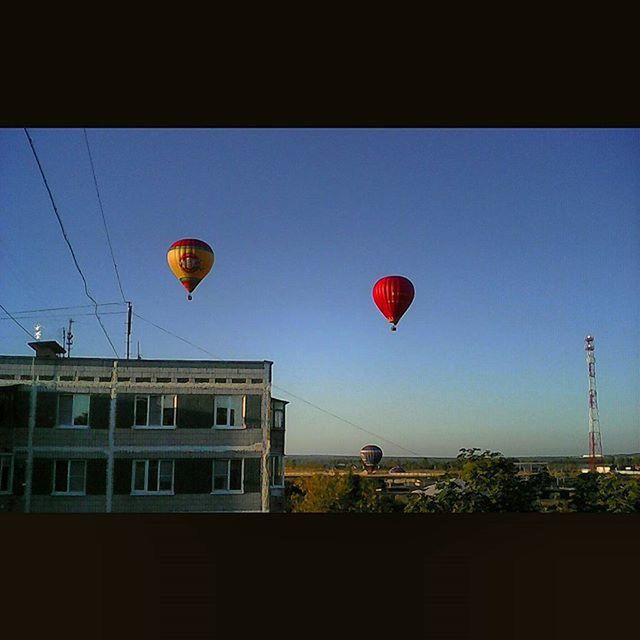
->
27, 340, 66, 359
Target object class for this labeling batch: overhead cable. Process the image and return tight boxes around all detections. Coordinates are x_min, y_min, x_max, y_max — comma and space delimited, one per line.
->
0, 303, 37, 340
5, 302, 126, 315
1, 311, 127, 321
133, 312, 422, 456
83, 129, 127, 302
23, 128, 119, 357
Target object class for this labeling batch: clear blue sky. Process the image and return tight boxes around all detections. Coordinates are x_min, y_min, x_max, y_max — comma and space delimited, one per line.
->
1, 128, 638, 457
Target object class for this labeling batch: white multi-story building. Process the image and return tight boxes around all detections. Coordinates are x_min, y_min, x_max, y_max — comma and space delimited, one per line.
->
0, 341, 287, 512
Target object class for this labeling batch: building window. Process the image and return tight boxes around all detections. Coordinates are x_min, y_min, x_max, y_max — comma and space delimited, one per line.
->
58, 394, 90, 427
213, 396, 244, 429
273, 406, 284, 429
212, 459, 244, 493
53, 460, 86, 495
270, 455, 284, 487
0, 454, 13, 494
132, 460, 174, 494
134, 395, 177, 428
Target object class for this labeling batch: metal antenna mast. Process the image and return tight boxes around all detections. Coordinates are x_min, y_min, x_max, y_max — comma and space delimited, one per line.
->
65, 318, 74, 357
585, 335, 604, 470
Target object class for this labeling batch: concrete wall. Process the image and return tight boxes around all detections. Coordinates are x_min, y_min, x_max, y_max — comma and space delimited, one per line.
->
33, 428, 109, 449
30, 495, 107, 513
12, 494, 261, 513
114, 428, 262, 449
112, 493, 262, 512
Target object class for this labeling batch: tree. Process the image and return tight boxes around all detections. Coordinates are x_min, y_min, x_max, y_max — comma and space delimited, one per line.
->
284, 478, 305, 513
405, 448, 551, 513
571, 472, 640, 513
287, 472, 402, 513
598, 474, 640, 513
570, 472, 601, 512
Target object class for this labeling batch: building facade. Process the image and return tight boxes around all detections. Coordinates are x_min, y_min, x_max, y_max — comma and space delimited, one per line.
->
0, 343, 287, 513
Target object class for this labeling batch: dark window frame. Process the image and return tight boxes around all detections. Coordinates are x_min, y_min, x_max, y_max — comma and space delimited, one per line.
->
131, 459, 175, 495
213, 395, 245, 429
133, 394, 177, 428
212, 459, 244, 493
57, 393, 91, 428
0, 454, 13, 494
270, 455, 284, 487
52, 460, 87, 496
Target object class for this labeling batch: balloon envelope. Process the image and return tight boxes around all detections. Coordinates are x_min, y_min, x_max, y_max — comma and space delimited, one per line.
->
167, 238, 214, 299
360, 444, 383, 470
372, 275, 415, 329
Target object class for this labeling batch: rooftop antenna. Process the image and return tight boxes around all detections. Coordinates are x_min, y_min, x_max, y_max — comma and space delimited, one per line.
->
65, 318, 74, 357
126, 302, 133, 360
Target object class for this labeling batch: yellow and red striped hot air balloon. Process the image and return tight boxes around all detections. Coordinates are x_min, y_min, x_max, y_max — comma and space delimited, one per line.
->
167, 238, 215, 300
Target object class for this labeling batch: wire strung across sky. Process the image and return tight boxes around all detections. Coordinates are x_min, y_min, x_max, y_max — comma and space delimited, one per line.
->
83, 129, 127, 303
2, 302, 126, 316
1, 311, 127, 322
0, 303, 37, 340
23, 129, 119, 358
16, 129, 421, 456
133, 312, 423, 457
134, 313, 223, 358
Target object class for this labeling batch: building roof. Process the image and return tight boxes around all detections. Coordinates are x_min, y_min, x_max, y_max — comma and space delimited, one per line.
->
0, 355, 272, 369
27, 341, 66, 357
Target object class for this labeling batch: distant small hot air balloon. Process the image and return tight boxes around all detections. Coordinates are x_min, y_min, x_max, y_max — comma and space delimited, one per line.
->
167, 238, 215, 300
360, 444, 383, 474
389, 466, 405, 474
372, 275, 415, 331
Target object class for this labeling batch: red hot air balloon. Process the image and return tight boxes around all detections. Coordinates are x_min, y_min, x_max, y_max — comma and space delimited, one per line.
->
372, 275, 415, 331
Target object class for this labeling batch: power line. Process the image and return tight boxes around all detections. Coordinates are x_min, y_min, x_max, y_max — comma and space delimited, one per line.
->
133, 312, 423, 456
0, 303, 36, 340
83, 129, 127, 303
23, 128, 119, 358
4, 302, 126, 315
1, 311, 127, 321
269, 386, 424, 457
134, 313, 220, 358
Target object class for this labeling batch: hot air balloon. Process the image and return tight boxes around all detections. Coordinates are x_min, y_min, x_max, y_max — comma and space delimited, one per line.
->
360, 444, 383, 474
372, 275, 415, 331
167, 238, 215, 300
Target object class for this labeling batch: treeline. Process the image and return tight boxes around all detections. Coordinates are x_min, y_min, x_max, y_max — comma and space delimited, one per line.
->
285, 454, 640, 474
286, 448, 640, 513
